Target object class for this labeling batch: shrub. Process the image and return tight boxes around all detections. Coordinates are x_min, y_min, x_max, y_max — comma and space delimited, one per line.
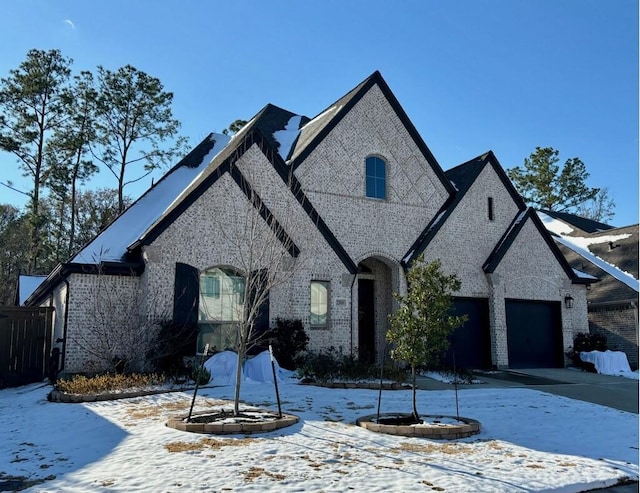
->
266, 318, 309, 370
191, 366, 211, 385
297, 346, 406, 383
566, 332, 608, 371
55, 373, 165, 394
146, 320, 198, 379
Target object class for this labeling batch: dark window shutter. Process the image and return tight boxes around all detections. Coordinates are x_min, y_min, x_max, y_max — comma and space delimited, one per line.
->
173, 262, 199, 326
250, 269, 269, 333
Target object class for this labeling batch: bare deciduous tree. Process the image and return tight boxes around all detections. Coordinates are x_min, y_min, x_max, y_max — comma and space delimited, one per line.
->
206, 146, 308, 416
73, 261, 165, 373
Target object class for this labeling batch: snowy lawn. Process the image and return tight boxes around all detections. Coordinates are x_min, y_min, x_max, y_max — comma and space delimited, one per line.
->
1, 380, 637, 492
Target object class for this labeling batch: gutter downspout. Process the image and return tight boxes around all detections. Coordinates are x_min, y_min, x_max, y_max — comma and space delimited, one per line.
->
350, 274, 357, 357
58, 278, 70, 373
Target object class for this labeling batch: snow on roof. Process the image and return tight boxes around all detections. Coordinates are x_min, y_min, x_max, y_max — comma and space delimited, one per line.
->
537, 211, 574, 235
18, 275, 47, 305
572, 268, 599, 281
72, 133, 230, 264
555, 234, 639, 292
273, 115, 303, 160
538, 210, 638, 290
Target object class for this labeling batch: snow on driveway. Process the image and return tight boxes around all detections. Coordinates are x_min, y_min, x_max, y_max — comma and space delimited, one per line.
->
1, 380, 637, 492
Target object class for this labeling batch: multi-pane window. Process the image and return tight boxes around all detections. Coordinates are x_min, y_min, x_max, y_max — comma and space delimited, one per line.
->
365, 156, 386, 199
198, 267, 245, 352
310, 281, 329, 327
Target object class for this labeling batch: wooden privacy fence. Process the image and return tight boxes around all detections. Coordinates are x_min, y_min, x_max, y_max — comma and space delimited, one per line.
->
0, 306, 54, 388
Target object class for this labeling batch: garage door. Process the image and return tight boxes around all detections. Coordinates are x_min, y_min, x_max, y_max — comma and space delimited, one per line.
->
443, 298, 492, 370
505, 299, 563, 368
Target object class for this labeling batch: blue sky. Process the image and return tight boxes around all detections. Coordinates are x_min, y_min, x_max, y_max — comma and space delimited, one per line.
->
1, 0, 638, 226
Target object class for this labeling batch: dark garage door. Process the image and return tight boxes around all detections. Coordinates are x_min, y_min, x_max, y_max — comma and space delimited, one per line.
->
505, 299, 563, 368
443, 298, 491, 370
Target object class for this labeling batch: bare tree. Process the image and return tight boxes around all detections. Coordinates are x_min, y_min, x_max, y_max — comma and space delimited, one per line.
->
73, 260, 166, 373
575, 188, 616, 223
204, 147, 308, 416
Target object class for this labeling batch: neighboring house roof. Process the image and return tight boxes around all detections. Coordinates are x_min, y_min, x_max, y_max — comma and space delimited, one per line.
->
403, 151, 526, 265
538, 209, 614, 235
483, 208, 591, 284
539, 211, 639, 300
16, 275, 47, 306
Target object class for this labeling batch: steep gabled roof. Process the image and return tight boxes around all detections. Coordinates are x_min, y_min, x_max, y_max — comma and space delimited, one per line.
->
72, 133, 230, 264
131, 108, 357, 273
289, 71, 455, 197
483, 208, 591, 284
403, 151, 526, 266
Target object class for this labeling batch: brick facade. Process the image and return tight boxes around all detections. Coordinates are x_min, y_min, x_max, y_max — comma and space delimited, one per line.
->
38, 73, 591, 372
589, 303, 639, 370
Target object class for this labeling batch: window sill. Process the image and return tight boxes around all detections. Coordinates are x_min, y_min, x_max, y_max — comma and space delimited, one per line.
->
310, 325, 331, 330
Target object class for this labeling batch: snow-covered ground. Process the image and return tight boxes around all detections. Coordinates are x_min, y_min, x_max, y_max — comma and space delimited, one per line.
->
2, 372, 637, 492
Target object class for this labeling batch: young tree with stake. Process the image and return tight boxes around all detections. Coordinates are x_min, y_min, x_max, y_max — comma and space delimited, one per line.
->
387, 256, 467, 421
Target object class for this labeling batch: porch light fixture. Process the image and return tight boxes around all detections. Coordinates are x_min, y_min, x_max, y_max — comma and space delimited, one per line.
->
564, 294, 574, 309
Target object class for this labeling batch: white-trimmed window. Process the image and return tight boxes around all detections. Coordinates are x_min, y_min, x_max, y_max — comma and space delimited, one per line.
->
198, 267, 244, 352
310, 281, 329, 327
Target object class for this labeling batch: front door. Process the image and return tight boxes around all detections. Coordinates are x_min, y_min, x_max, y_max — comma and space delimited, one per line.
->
358, 279, 375, 363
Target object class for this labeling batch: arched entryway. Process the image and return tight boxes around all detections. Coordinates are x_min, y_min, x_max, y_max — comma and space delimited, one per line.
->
356, 256, 401, 364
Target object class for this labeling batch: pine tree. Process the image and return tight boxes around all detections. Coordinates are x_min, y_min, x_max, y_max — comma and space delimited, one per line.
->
46, 71, 99, 260
93, 65, 187, 213
0, 49, 72, 272
507, 147, 603, 213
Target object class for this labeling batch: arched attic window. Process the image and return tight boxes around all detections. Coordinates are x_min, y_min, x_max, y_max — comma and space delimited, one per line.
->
365, 155, 387, 200
198, 266, 245, 353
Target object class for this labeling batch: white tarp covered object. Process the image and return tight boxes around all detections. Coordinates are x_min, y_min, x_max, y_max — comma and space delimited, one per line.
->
203, 350, 289, 385
244, 350, 282, 383
580, 350, 632, 375
203, 350, 242, 386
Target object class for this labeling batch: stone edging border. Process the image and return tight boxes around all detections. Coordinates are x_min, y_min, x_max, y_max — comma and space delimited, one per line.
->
47, 386, 198, 403
303, 381, 411, 390
166, 410, 299, 435
356, 413, 481, 439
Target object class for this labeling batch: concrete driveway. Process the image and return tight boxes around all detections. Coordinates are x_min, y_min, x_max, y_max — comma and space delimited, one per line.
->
416, 368, 639, 414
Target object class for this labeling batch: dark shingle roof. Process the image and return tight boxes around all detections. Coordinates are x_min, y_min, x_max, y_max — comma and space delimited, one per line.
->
250, 104, 310, 160
556, 242, 637, 303
538, 209, 614, 235
551, 224, 639, 303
